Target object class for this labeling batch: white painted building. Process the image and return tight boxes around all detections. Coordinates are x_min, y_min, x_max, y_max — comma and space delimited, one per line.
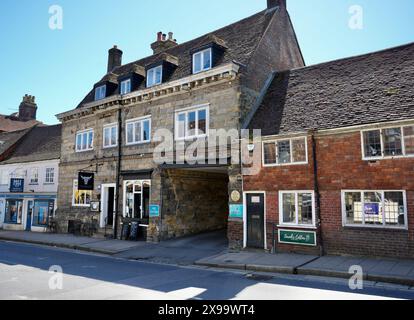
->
0, 125, 61, 232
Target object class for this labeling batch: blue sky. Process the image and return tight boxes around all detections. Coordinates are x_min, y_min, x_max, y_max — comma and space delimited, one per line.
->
0, 0, 413, 125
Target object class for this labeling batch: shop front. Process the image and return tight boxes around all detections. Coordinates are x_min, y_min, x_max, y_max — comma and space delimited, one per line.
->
122, 179, 151, 241
0, 194, 57, 232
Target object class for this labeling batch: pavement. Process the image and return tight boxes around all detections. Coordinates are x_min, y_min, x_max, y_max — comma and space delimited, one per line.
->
1, 241, 414, 300
2, 230, 414, 288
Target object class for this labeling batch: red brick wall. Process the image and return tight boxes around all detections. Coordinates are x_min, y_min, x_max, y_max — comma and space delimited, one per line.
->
240, 131, 414, 258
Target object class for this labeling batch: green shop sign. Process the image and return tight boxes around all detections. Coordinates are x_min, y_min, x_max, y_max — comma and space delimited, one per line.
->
278, 229, 317, 247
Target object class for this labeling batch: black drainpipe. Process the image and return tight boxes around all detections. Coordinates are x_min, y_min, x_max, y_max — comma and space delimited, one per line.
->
311, 130, 324, 256
114, 106, 122, 239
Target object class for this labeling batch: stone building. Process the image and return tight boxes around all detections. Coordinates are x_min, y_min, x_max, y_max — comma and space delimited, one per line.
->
55, 0, 305, 242
239, 43, 414, 258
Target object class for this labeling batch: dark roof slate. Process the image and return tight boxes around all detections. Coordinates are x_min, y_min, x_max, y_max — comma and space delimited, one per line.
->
248, 43, 414, 136
77, 9, 274, 108
0, 128, 30, 157
1, 125, 62, 164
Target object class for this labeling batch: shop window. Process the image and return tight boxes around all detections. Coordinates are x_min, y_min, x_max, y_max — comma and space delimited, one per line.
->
72, 180, 92, 207
175, 105, 209, 140
279, 191, 315, 227
342, 190, 407, 228
124, 180, 151, 224
263, 137, 308, 166
32, 200, 54, 227
5, 199, 23, 224
362, 125, 414, 159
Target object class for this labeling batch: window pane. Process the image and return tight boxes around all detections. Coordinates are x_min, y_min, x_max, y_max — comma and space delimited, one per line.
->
88, 132, 93, 149
147, 69, 154, 86
282, 193, 296, 224
82, 133, 87, 150
292, 138, 306, 163
134, 122, 142, 142
155, 67, 162, 84
127, 123, 134, 143
404, 126, 414, 155
76, 134, 82, 151
111, 126, 117, 146
363, 130, 381, 158
364, 192, 383, 225
143, 120, 150, 141
384, 192, 405, 226
188, 111, 196, 136
104, 128, 110, 146
33, 201, 50, 226
278, 140, 291, 164
5, 200, 23, 224
298, 193, 313, 225
177, 114, 185, 138
203, 49, 211, 70
383, 128, 402, 156
198, 109, 206, 135
345, 192, 362, 225
194, 53, 202, 73
263, 142, 276, 165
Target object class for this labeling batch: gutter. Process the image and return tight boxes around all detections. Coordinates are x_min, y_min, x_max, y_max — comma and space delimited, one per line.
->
114, 107, 122, 239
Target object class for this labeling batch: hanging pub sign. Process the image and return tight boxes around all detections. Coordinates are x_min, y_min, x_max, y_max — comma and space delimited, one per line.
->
10, 178, 24, 193
78, 172, 94, 191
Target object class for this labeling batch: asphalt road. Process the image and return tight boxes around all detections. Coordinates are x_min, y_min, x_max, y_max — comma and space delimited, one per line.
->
0, 241, 413, 300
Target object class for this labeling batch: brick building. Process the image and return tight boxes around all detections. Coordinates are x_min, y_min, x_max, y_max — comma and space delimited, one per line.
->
55, 0, 304, 241
236, 43, 414, 259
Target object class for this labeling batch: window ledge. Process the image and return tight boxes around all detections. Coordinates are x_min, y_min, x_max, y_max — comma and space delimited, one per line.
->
277, 224, 317, 230
343, 224, 408, 231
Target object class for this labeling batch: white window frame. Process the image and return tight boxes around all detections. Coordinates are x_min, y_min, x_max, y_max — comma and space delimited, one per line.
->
146, 65, 163, 88
120, 79, 132, 95
103, 123, 118, 149
75, 129, 94, 152
95, 85, 106, 101
125, 116, 152, 146
361, 125, 414, 161
122, 180, 152, 225
45, 168, 55, 184
175, 104, 210, 141
341, 190, 408, 230
262, 137, 308, 167
72, 179, 92, 208
30, 168, 39, 184
192, 48, 213, 74
278, 191, 316, 229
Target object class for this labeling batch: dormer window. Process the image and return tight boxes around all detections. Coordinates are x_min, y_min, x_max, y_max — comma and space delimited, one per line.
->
120, 79, 131, 95
147, 65, 163, 88
193, 48, 212, 74
95, 85, 106, 101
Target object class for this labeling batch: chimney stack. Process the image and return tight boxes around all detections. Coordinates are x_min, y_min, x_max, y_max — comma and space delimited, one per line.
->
107, 45, 123, 73
151, 31, 178, 55
267, 0, 286, 10
18, 94, 37, 121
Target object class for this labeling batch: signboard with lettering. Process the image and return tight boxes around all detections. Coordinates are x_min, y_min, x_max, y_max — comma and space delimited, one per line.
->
78, 172, 94, 191
149, 205, 160, 218
229, 204, 244, 219
278, 229, 317, 247
10, 179, 24, 193
364, 203, 380, 215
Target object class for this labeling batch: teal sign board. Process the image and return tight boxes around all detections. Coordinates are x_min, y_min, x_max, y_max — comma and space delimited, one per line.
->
149, 205, 160, 218
278, 229, 317, 246
229, 204, 243, 219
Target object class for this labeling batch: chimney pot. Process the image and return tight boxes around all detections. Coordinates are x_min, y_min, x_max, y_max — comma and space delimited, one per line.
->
157, 31, 163, 41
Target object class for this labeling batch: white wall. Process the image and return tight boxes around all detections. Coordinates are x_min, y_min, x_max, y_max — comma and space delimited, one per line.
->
0, 159, 59, 194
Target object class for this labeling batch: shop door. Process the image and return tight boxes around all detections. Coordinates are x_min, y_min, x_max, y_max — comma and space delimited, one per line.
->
246, 193, 265, 249
26, 201, 33, 231
107, 187, 115, 226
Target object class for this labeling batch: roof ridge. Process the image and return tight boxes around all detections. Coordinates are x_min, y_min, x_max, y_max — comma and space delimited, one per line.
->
288, 42, 414, 73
